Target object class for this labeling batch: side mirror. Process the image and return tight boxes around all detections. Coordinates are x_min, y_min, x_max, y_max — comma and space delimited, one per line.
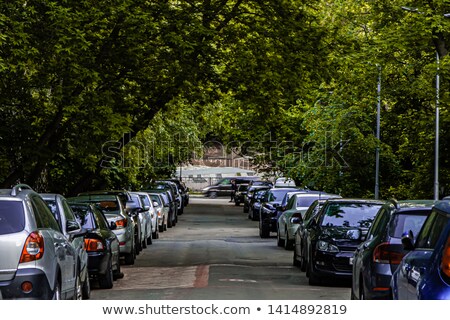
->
153, 201, 159, 208
290, 217, 302, 224
66, 220, 81, 232
401, 230, 415, 250
109, 221, 117, 230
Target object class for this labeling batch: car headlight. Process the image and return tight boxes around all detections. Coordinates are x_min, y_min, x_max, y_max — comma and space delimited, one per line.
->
317, 241, 339, 253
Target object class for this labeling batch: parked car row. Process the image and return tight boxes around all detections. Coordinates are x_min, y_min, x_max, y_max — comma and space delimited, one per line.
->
0, 179, 189, 300
243, 185, 450, 299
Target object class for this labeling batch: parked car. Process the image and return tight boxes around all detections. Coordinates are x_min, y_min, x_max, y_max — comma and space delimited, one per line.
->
391, 200, 450, 300
155, 180, 184, 215
68, 193, 136, 265
351, 199, 434, 300
148, 192, 168, 232
244, 185, 271, 214
41, 193, 90, 299
142, 188, 177, 228
277, 192, 341, 250
234, 184, 249, 206
274, 177, 296, 188
129, 192, 154, 248
259, 187, 299, 238
0, 184, 83, 299
68, 202, 121, 289
249, 188, 270, 221
202, 176, 260, 198
137, 191, 159, 240
304, 198, 384, 285
165, 178, 190, 207
293, 199, 329, 270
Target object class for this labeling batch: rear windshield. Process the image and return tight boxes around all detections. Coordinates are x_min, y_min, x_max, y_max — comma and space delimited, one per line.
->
0, 201, 26, 235
70, 205, 98, 230
321, 203, 381, 228
389, 211, 429, 238
150, 195, 162, 206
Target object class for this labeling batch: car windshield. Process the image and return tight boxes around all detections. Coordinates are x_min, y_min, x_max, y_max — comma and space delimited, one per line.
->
296, 196, 322, 209
0, 201, 25, 235
321, 203, 381, 228
268, 189, 294, 202
389, 212, 429, 238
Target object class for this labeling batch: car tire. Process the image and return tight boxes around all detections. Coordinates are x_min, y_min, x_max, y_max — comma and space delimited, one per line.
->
167, 216, 173, 228
159, 222, 164, 233
284, 229, 293, 250
209, 192, 217, 199
52, 278, 61, 300
152, 225, 159, 240
147, 230, 153, 245
307, 254, 320, 285
74, 274, 82, 300
82, 274, 91, 300
243, 205, 249, 213
259, 221, 270, 238
113, 260, 123, 280
293, 251, 301, 267
142, 231, 148, 249
300, 246, 307, 272
98, 260, 114, 289
124, 243, 135, 265
276, 227, 284, 247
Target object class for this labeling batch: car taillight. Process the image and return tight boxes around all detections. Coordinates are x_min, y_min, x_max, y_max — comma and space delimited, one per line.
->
20, 231, 44, 263
115, 218, 127, 228
84, 238, 105, 252
373, 242, 404, 265
157, 209, 162, 218
441, 236, 450, 278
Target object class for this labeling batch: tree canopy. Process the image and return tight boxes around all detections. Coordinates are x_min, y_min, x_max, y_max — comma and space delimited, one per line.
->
1, 0, 450, 199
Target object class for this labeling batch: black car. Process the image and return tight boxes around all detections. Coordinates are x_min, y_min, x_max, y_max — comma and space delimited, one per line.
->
304, 198, 384, 285
249, 189, 269, 221
201, 176, 261, 198
259, 187, 299, 238
244, 185, 271, 214
234, 184, 249, 206
293, 199, 328, 270
68, 202, 122, 289
351, 199, 434, 300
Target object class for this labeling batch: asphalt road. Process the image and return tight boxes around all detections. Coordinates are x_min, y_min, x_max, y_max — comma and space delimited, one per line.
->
91, 197, 350, 300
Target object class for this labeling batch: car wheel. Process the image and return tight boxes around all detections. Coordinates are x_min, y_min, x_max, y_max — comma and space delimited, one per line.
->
124, 243, 135, 265
142, 231, 148, 249
235, 201, 240, 206
113, 260, 123, 280
167, 216, 173, 228
159, 223, 164, 233
148, 228, 153, 245
293, 251, 301, 267
259, 221, 270, 238
52, 278, 61, 300
74, 274, 82, 300
209, 192, 217, 199
284, 229, 293, 250
244, 205, 249, 213
82, 274, 91, 300
300, 246, 307, 272
307, 254, 321, 285
152, 225, 159, 240
276, 226, 283, 247
98, 260, 114, 289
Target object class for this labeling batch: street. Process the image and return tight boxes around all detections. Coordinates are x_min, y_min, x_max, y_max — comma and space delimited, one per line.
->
91, 197, 351, 300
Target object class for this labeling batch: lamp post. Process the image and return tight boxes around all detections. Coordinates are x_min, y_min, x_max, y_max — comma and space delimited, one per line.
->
401, 6, 448, 200
375, 65, 381, 200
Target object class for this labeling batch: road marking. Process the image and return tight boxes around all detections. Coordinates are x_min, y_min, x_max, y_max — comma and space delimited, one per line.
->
112, 265, 209, 290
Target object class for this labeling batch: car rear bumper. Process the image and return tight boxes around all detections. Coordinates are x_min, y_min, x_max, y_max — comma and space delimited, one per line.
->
87, 252, 110, 276
0, 268, 52, 299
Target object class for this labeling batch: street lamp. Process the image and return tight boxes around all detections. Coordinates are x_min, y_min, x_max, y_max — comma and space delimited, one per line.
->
401, 6, 448, 200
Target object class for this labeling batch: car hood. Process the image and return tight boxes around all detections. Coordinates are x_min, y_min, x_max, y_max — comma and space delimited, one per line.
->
318, 226, 367, 248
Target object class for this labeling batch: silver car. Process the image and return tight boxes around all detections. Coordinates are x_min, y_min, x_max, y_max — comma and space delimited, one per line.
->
0, 185, 82, 299
149, 193, 168, 232
41, 193, 90, 299
128, 192, 153, 248
68, 194, 136, 265
135, 191, 159, 239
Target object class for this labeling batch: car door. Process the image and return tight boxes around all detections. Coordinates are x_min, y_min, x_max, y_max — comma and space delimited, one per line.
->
398, 211, 447, 299
31, 195, 77, 297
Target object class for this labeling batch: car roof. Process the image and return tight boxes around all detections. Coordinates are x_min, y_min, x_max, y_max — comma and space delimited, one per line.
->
324, 198, 385, 204
394, 200, 436, 211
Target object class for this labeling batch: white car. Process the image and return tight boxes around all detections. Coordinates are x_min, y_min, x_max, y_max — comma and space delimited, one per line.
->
133, 192, 159, 240
148, 193, 168, 232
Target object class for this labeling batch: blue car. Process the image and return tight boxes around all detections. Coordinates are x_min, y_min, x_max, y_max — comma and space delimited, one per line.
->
391, 200, 450, 300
